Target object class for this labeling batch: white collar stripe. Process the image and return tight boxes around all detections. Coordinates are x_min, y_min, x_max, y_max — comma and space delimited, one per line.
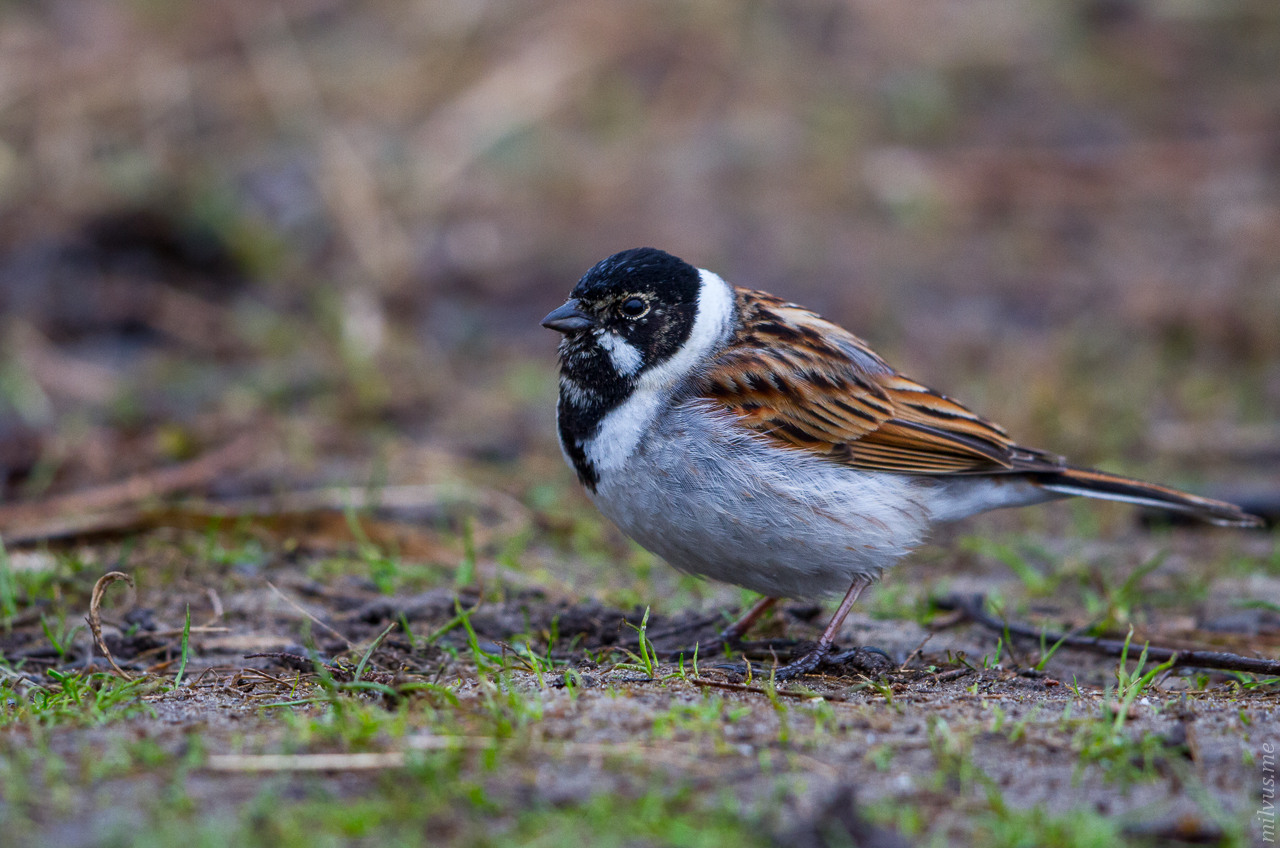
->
584, 269, 734, 473
636, 269, 733, 393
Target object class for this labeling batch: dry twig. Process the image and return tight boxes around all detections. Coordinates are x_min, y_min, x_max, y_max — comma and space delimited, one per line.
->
266, 581, 356, 652
86, 571, 135, 679
936, 594, 1280, 677
0, 433, 263, 545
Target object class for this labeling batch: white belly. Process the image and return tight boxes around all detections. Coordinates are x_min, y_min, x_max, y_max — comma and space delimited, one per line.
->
587, 401, 937, 599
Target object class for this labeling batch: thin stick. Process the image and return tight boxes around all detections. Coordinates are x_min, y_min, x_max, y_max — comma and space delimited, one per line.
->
266, 581, 355, 652
238, 667, 292, 685
188, 666, 219, 688
936, 594, 1280, 677
205, 752, 413, 772
86, 572, 134, 679
0, 433, 261, 543
900, 633, 934, 672
204, 735, 677, 773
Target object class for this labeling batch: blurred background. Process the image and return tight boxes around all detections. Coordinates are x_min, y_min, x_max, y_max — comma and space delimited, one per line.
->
1, 0, 1278, 520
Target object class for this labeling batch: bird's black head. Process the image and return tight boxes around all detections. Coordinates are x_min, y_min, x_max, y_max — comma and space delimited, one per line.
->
542, 247, 703, 487
543, 247, 702, 378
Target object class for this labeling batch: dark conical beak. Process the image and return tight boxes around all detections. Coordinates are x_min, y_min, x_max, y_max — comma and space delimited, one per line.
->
541, 300, 596, 334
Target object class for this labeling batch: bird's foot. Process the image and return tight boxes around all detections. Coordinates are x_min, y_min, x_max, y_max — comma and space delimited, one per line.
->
823, 645, 894, 674
762, 642, 833, 680
709, 640, 829, 682
707, 659, 768, 679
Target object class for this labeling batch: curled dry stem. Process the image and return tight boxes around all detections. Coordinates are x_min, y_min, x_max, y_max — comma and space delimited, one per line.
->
87, 571, 135, 679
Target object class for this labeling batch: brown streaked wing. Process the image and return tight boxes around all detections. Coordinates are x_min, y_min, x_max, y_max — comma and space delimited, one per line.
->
699, 289, 1064, 475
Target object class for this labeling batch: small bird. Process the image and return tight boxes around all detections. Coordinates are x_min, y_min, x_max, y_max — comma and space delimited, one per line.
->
542, 247, 1263, 679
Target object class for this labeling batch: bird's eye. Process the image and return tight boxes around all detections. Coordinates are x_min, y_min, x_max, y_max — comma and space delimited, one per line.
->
620, 297, 649, 319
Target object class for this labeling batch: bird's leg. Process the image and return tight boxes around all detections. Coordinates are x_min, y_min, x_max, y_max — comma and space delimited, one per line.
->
719, 595, 779, 643
765, 576, 872, 681
667, 596, 780, 661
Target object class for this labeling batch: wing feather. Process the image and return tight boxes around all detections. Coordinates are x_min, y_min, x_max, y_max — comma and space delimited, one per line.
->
700, 290, 1064, 475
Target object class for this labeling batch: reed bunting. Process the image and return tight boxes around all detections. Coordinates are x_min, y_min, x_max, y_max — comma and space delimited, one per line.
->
543, 247, 1263, 679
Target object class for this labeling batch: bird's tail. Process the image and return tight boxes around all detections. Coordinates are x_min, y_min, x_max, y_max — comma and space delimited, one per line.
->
1033, 466, 1264, 528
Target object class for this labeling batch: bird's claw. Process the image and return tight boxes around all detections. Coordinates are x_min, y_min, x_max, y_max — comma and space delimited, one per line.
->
824, 645, 895, 673
710, 645, 828, 681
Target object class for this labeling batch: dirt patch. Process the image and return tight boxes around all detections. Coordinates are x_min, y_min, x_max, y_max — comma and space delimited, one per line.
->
1, 519, 1277, 846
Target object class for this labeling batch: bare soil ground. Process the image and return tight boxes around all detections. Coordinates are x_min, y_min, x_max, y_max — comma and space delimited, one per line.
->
1, 495, 1276, 846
